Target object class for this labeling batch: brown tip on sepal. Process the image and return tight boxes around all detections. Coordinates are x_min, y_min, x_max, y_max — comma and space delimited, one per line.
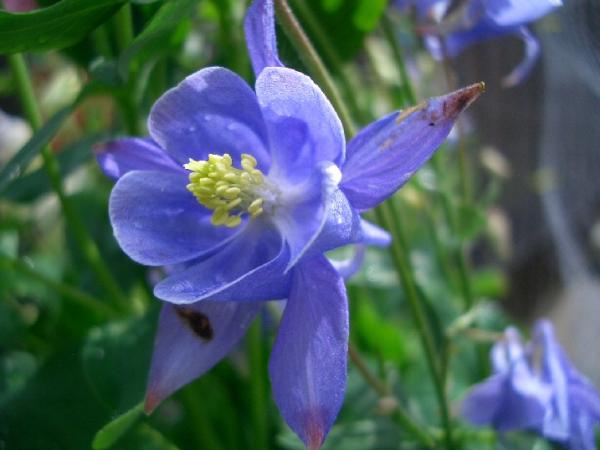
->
443, 81, 485, 118
143, 390, 161, 415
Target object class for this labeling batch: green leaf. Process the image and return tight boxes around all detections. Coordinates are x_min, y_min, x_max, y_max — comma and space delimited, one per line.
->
0, 0, 128, 54
92, 402, 144, 450
113, 423, 181, 450
118, 0, 197, 78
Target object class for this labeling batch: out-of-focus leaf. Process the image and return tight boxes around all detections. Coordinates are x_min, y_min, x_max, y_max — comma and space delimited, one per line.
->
118, 0, 197, 78
353, 0, 387, 31
92, 402, 144, 450
0, 348, 109, 450
456, 203, 487, 240
471, 268, 507, 299
82, 309, 156, 412
4, 133, 106, 203
0, 0, 127, 54
0, 351, 37, 408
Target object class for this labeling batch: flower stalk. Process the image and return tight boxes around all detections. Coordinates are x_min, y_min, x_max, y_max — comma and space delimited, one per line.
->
8, 54, 129, 312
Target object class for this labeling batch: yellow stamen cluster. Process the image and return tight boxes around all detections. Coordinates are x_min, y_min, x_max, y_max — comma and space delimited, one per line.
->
184, 153, 266, 228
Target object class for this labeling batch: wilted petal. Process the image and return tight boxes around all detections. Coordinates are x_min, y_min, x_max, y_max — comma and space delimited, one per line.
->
501, 27, 541, 88
154, 220, 291, 304
145, 300, 261, 413
341, 84, 484, 210
244, 0, 283, 77
95, 137, 182, 180
109, 170, 234, 266
256, 67, 345, 183
269, 257, 348, 450
148, 67, 270, 168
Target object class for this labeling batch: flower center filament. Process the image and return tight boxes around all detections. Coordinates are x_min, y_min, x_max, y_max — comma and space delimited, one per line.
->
184, 153, 267, 228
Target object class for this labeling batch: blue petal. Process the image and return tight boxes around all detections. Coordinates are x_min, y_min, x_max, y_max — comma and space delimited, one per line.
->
244, 0, 283, 77
269, 256, 348, 450
274, 163, 344, 271
484, 0, 562, 27
148, 67, 270, 168
95, 137, 182, 180
109, 170, 234, 266
329, 245, 365, 280
145, 300, 261, 413
501, 27, 541, 88
341, 84, 484, 211
256, 67, 345, 183
154, 219, 291, 304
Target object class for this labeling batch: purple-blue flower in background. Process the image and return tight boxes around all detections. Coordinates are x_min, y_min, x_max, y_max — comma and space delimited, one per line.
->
395, 0, 562, 86
535, 320, 600, 450
96, 0, 482, 448
462, 319, 600, 450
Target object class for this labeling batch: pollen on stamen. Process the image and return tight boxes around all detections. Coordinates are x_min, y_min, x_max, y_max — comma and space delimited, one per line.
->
184, 153, 268, 228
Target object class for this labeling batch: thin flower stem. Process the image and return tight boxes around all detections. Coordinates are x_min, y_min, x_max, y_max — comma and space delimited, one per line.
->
381, 19, 475, 313
8, 54, 129, 312
274, 0, 356, 136
375, 203, 455, 450
380, 16, 416, 106
0, 256, 117, 319
248, 317, 270, 450
349, 344, 435, 448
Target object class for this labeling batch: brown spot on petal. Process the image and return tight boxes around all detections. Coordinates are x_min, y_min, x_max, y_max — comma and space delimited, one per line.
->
442, 82, 486, 119
175, 306, 214, 341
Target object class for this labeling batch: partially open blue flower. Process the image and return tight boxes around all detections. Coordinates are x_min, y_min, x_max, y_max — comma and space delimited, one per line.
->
462, 320, 600, 450
396, 0, 562, 86
96, 0, 482, 447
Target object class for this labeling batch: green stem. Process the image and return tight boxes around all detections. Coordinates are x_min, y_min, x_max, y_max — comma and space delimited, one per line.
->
8, 54, 129, 311
349, 345, 435, 447
375, 203, 454, 450
0, 256, 116, 319
380, 16, 416, 106
274, 0, 356, 135
248, 317, 270, 450
182, 383, 225, 450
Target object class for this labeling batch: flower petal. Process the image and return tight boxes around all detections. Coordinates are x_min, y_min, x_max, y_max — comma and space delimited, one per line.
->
269, 256, 348, 450
256, 67, 345, 183
154, 219, 291, 304
501, 27, 541, 88
244, 0, 283, 77
148, 67, 270, 168
109, 170, 234, 266
95, 137, 182, 181
144, 300, 261, 413
329, 245, 365, 280
340, 84, 484, 210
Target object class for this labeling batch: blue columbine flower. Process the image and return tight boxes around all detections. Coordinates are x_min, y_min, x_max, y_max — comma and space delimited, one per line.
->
96, 0, 482, 448
462, 319, 600, 450
395, 0, 562, 86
